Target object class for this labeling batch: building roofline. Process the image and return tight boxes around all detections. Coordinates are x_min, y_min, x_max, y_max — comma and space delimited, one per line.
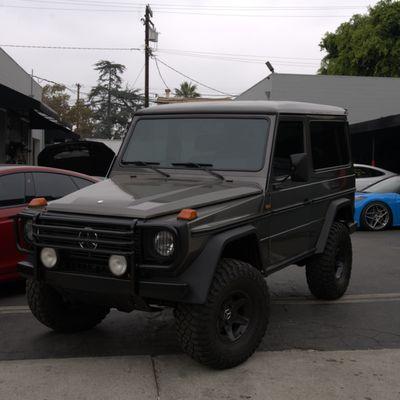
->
0, 47, 42, 93
236, 74, 273, 99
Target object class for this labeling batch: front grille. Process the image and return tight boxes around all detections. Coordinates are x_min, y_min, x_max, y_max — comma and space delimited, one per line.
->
33, 212, 136, 255
33, 212, 137, 278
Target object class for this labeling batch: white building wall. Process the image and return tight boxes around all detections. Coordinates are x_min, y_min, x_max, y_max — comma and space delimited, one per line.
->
31, 129, 45, 165
0, 48, 42, 100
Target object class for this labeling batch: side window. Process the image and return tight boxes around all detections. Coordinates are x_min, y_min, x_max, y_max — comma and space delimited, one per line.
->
71, 176, 95, 189
354, 167, 383, 178
33, 173, 77, 200
0, 173, 25, 207
310, 121, 349, 170
25, 173, 35, 201
272, 120, 304, 178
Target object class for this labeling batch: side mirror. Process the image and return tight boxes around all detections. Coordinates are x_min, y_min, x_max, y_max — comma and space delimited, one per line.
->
290, 153, 310, 182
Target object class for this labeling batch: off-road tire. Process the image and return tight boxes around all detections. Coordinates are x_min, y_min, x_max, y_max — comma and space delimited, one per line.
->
174, 258, 269, 369
26, 279, 109, 333
306, 222, 352, 300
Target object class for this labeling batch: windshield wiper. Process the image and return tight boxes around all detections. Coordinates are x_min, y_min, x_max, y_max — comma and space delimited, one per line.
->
172, 162, 225, 181
121, 161, 170, 178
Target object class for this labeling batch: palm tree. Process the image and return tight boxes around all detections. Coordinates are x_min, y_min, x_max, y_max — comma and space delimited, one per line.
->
174, 81, 201, 98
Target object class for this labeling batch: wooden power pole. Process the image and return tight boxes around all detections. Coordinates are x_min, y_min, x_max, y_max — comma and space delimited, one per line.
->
76, 83, 81, 104
144, 4, 152, 108
75, 83, 81, 133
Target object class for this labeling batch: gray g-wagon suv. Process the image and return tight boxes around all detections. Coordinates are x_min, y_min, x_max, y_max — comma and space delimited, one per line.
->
17, 101, 356, 369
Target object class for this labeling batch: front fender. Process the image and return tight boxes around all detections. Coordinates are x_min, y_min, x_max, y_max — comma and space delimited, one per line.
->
180, 225, 259, 304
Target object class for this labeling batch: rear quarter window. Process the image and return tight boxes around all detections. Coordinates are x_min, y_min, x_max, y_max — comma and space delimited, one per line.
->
354, 167, 384, 178
310, 121, 350, 170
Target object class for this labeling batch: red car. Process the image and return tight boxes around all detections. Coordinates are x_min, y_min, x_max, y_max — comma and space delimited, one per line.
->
0, 165, 98, 282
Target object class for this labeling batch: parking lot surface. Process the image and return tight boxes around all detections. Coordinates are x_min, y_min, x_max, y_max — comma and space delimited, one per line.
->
0, 230, 399, 399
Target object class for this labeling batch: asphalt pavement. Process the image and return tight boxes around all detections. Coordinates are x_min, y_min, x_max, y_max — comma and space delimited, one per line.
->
0, 230, 399, 399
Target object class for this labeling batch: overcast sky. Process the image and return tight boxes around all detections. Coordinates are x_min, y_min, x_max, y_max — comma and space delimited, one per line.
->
0, 0, 379, 101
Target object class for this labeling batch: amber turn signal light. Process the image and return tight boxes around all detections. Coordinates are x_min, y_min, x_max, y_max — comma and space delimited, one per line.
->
28, 197, 48, 208
177, 208, 197, 221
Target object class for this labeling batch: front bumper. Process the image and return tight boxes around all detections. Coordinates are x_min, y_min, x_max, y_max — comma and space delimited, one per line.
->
17, 260, 189, 309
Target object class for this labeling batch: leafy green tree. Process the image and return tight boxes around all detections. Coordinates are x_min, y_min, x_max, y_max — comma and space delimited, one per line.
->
89, 60, 143, 139
174, 81, 201, 98
42, 84, 71, 125
42, 83, 94, 136
67, 100, 94, 138
319, 0, 400, 76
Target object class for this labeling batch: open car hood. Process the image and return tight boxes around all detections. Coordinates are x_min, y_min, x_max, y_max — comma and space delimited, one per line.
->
38, 141, 115, 177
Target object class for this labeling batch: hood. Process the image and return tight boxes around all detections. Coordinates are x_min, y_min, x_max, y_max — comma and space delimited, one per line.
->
47, 175, 263, 219
38, 141, 115, 177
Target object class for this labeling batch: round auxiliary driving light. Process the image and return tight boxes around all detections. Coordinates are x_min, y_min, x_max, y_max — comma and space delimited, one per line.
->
40, 247, 57, 269
109, 255, 128, 277
154, 231, 175, 257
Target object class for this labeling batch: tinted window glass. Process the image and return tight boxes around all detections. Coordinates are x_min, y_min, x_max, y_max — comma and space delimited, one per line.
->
72, 176, 94, 189
364, 176, 400, 194
25, 173, 35, 201
0, 173, 25, 207
310, 121, 349, 170
354, 167, 384, 178
272, 121, 304, 177
123, 118, 270, 171
33, 173, 77, 200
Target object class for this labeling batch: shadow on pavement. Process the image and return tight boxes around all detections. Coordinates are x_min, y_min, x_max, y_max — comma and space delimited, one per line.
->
0, 280, 25, 298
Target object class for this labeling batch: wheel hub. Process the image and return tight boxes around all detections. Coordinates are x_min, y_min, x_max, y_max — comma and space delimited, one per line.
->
223, 307, 232, 321
218, 291, 251, 343
365, 204, 389, 230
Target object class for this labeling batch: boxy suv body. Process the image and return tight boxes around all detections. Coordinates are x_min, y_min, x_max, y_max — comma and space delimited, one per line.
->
18, 101, 356, 369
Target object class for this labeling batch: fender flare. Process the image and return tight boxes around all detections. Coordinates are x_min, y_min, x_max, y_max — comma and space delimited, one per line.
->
180, 225, 260, 304
315, 198, 353, 254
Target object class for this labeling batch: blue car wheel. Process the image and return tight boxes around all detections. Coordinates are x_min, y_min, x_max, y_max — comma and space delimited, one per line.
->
361, 201, 392, 231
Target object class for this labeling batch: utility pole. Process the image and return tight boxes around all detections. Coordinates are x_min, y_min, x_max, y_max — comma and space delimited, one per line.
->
75, 83, 81, 133
144, 4, 152, 108
76, 83, 81, 104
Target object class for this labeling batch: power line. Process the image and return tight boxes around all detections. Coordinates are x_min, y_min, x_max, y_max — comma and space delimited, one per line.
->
154, 56, 233, 97
0, 44, 141, 51
33, 75, 82, 95
157, 48, 321, 62
153, 57, 170, 90
14, 0, 370, 11
0, 43, 320, 68
132, 64, 145, 87
156, 50, 318, 67
0, 4, 357, 17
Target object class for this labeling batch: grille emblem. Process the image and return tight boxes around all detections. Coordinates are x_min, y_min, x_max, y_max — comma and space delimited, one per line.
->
78, 227, 98, 250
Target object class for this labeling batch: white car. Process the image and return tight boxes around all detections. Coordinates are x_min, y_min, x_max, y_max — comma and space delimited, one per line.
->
354, 164, 396, 191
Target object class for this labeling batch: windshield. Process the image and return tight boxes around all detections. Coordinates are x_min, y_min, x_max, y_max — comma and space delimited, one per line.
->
122, 117, 270, 171
364, 176, 400, 193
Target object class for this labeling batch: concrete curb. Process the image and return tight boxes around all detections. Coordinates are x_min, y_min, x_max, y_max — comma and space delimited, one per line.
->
1, 349, 399, 400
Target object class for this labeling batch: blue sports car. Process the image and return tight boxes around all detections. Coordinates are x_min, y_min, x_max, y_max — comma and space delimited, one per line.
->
354, 175, 400, 231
